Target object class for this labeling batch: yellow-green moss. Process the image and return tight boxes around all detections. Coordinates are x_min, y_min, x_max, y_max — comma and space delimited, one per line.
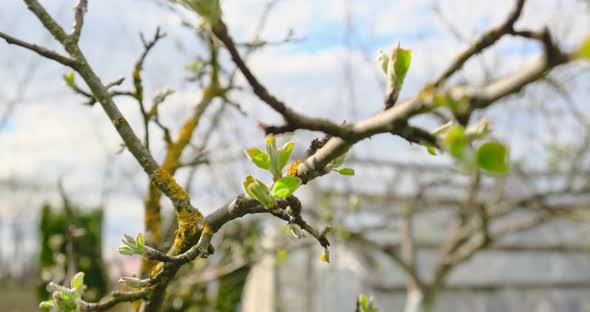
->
171, 209, 203, 254
201, 220, 214, 236
151, 168, 189, 202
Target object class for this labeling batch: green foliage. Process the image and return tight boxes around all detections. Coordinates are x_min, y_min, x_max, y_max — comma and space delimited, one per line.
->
242, 175, 275, 208
118, 233, 145, 256
245, 135, 295, 180
244, 135, 354, 210
378, 43, 412, 89
393, 48, 412, 85
213, 266, 250, 312
63, 72, 75, 89
40, 272, 87, 312
38, 204, 108, 303
265, 135, 294, 179
335, 168, 355, 176
70, 272, 85, 291
245, 147, 270, 170
275, 249, 289, 265
436, 123, 510, 176
277, 142, 295, 173
421, 140, 437, 155
443, 125, 467, 158
357, 294, 379, 312
476, 141, 509, 174
271, 176, 302, 198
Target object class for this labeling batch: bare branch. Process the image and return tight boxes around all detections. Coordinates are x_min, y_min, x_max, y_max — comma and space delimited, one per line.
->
432, 0, 526, 87
79, 290, 149, 311
71, 0, 88, 43
0, 31, 78, 67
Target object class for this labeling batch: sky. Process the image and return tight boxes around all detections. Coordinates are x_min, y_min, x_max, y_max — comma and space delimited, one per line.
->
0, 0, 589, 268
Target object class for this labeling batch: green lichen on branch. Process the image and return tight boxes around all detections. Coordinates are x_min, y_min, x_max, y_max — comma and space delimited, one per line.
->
173, 209, 203, 254
150, 167, 189, 202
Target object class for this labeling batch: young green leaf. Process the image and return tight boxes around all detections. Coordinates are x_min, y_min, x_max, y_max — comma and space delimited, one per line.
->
277, 142, 295, 173
476, 141, 509, 174
276, 249, 289, 265
118, 245, 135, 256
63, 72, 75, 89
359, 295, 368, 310
266, 134, 282, 178
421, 140, 437, 155
245, 148, 270, 170
243, 176, 275, 208
336, 168, 355, 176
271, 176, 302, 198
242, 176, 256, 198
136, 233, 144, 249
393, 47, 412, 86
70, 272, 85, 290
39, 300, 54, 311
444, 125, 467, 158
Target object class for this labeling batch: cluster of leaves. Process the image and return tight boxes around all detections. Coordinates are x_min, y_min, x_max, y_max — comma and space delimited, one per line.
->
118, 233, 145, 256
439, 124, 510, 175
40, 272, 86, 312
243, 135, 354, 208
243, 135, 300, 208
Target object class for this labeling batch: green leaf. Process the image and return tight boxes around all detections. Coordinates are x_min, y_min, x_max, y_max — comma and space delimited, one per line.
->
243, 176, 275, 208
70, 272, 85, 290
444, 125, 467, 158
39, 300, 54, 311
359, 295, 368, 310
336, 168, 355, 176
242, 176, 256, 198
245, 148, 270, 170
276, 249, 288, 265
266, 134, 282, 178
579, 35, 590, 59
136, 233, 144, 249
393, 48, 412, 85
421, 140, 437, 155
63, 72, 75, 89
118, 245, 135, 256
476, 141, 509, 174
277, 142, 295, 173
271, 176, 302, 198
